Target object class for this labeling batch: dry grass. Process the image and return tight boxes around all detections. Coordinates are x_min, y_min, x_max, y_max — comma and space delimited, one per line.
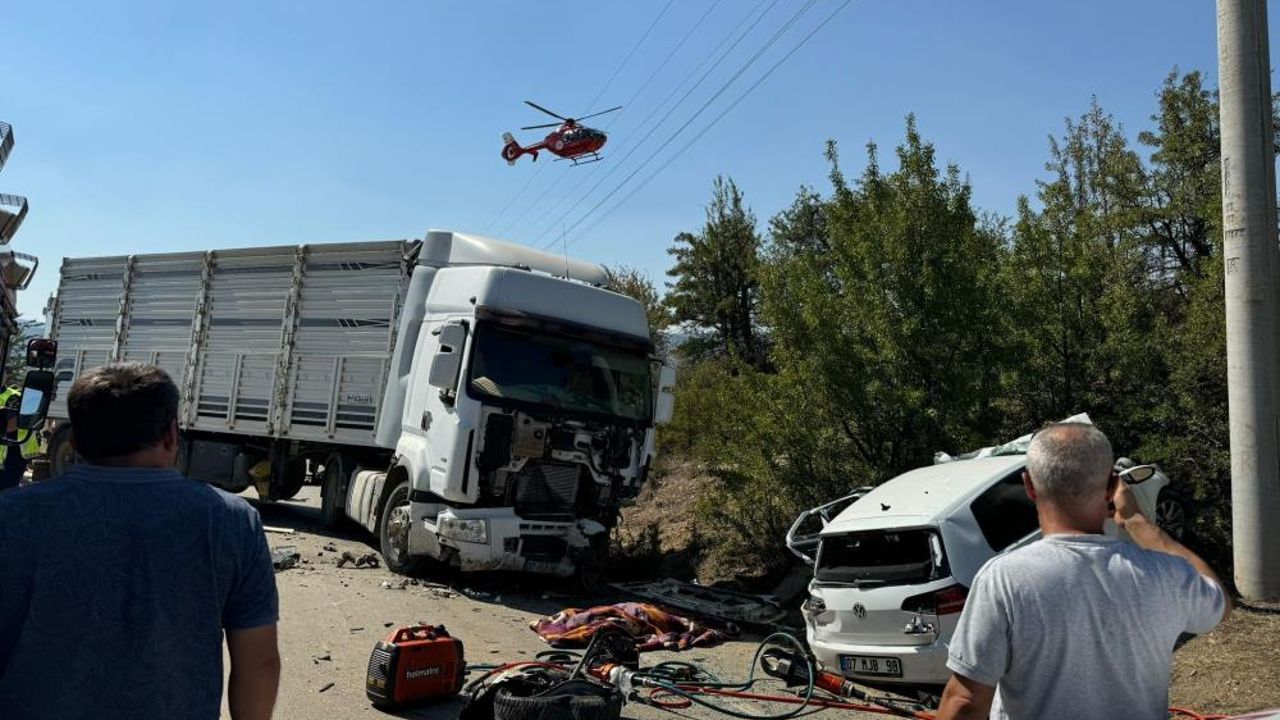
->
1170, 602, 1280, 715
614, 458, 715, 580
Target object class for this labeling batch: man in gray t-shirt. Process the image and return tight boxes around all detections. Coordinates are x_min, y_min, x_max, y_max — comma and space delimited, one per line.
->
937, 423, 1229, 720
0, 363, 280, 719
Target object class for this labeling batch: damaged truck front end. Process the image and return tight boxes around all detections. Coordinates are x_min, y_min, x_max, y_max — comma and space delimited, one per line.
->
361, 285, 673, 578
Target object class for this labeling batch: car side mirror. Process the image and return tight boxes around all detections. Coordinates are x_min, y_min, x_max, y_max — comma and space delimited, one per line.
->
654, 363, 676, 425
1119, 464, 1157, 484
427, 323, 468, 399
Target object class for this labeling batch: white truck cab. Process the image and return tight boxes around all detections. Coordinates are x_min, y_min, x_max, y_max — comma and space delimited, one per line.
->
346, 232, 672, 575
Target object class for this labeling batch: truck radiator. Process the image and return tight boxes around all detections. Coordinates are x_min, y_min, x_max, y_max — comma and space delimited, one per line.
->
514, 462, 580, 518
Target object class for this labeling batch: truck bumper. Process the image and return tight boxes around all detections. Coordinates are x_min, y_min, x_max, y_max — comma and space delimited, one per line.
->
427, 508, 606, 577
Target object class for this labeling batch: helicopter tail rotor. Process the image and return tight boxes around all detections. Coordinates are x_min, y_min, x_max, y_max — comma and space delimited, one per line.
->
501, 132, 538, 165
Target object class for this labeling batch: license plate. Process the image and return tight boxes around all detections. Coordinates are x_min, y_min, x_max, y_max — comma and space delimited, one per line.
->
839, 655, 902, 677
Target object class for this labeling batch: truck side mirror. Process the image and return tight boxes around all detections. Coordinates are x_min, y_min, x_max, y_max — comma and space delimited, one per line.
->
654, 364, 676, 424
26, 338, 58, 369
427, 323, 468, 399
16, 369, 53, 431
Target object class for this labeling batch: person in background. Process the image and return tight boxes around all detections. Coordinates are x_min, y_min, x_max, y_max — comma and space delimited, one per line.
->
0, 362, 281, 719
936, 422, 1229, 720
0, 385, 39, 491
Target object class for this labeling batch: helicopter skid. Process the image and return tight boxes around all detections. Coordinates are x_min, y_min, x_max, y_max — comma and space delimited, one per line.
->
558, 152, 603, 166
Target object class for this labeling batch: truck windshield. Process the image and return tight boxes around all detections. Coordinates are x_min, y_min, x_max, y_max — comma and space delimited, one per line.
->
815, 528, 948, 586
467, 324, 652, 422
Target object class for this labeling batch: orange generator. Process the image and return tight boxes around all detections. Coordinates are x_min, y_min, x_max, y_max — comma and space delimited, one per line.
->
366, 624, 466, 709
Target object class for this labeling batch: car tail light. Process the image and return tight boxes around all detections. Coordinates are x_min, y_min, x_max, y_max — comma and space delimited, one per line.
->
900, 584, 968, 615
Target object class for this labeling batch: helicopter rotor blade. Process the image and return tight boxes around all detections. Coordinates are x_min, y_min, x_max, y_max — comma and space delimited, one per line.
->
574, 105, 623, 122
524, 100, 569, 121
520, 122, 564, 130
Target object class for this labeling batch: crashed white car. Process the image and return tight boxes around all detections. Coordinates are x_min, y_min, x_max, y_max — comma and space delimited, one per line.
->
788, 448, 1186, 694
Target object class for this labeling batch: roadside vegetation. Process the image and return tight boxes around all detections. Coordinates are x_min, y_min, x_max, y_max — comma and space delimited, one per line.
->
608, 69, 1266, 586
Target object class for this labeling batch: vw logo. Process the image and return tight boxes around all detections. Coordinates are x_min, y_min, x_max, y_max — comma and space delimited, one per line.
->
852, 603, 867, 620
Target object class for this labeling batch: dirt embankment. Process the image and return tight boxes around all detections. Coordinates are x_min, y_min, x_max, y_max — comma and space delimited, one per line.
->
614, 458, 716, 581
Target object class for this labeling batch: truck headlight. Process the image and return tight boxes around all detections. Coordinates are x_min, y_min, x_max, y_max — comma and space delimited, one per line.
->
438, 516, 489, 544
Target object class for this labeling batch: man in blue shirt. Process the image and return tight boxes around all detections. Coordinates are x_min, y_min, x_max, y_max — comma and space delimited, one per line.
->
0, 362, 281, 719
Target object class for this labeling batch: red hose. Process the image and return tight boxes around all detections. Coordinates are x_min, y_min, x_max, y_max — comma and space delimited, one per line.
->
668, 686, 1232, 720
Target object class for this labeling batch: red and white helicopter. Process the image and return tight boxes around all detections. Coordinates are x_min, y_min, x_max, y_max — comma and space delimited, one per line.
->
501, 100, 621, 167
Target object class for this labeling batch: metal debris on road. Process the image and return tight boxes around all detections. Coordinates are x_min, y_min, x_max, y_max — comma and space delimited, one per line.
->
264, 525, 296, 534
318, 682, 335, 693
336, 551, 380, 569
381, 578, 409, 590
271, 546, 301, 572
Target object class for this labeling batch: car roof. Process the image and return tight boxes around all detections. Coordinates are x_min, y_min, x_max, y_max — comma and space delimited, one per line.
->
822, 455, 1028, 535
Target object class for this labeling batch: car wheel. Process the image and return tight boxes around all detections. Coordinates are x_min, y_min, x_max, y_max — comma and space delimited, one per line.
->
1155, 487, 1190, 540
379, 479, 427, 576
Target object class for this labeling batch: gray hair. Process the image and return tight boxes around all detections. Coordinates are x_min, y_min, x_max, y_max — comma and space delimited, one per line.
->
1026, 423, 1114, 503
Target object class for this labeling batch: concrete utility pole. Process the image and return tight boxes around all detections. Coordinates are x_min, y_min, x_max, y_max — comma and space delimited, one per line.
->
1218, 0, 1280, 601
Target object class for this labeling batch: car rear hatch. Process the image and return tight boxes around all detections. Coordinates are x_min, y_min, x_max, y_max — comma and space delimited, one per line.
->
807, 526, 957, 648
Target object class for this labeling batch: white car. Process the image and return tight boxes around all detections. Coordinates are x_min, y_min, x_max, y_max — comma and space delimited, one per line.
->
789, 454, 1184, 696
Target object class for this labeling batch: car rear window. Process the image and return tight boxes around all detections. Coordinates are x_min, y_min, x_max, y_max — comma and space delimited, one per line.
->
815, 528, 948, 585
970, 470, 1039, 552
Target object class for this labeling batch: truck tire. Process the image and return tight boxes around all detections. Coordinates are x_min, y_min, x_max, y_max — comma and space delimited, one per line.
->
319, 451, 351, 529
48, 424, 80, 477
379, 479, 428, 576
275, 457, 307, 501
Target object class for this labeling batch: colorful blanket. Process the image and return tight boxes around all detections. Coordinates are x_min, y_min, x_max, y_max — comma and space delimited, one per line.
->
530, 602, 733, 652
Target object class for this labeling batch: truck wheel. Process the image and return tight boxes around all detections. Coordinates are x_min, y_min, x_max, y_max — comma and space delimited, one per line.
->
48, 424, 80, 477
275, 458, 307, 500
379, 479, 427, 576
319, 451, 351, 529
1155, 487, 1191, 540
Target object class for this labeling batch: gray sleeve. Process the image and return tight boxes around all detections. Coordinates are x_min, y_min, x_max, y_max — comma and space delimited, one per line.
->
945, 566, 1009, 687
1170, 557, 1226, 635
222, 506, 280, 631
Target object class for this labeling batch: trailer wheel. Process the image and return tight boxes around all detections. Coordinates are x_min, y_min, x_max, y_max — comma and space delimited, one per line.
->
48, 424, 80, 477
319, 451, 351, 528
379, 479, 427, 576
275, 458, 307, 501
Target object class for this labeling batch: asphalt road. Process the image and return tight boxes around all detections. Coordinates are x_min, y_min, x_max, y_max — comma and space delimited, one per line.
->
223, 487, 889, 720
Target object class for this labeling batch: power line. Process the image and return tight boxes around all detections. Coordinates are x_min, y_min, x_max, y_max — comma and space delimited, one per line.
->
584, 0, 676, 114
608, 0, 727, 128
533, 0, 781, 248
489, 0, 675, 238
525, 0, 739, 245
566, 0, 855, 251
482, 162, 545, 233
493, 170, 570, 238
550, 0, 824, 249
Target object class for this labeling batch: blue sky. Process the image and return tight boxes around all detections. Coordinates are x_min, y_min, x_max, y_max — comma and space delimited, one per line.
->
3, 0, 1268, 317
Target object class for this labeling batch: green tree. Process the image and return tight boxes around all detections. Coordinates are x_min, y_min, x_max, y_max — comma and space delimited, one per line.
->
603, 265, 671, 358
665, 177, 767, 369
998, 99, 1161, 448
765, 118, 1006, 476
1138, 70, 1221, 283
3, 319, 39, 387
